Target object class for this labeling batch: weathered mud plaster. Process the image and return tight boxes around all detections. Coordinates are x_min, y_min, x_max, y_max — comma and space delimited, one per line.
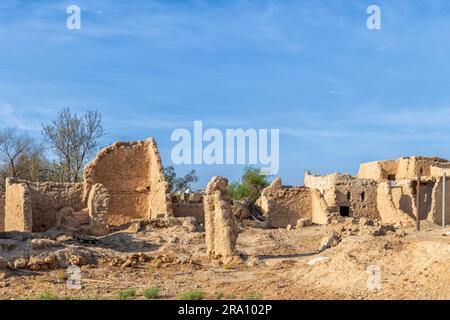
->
0, 192, 4, 232
357, 156, 450, 180
376, 182, 415, 226
304, 172, 379, 220
258, 178, 330, 228
429, 177, 450, 225
204, 176, 240, 263
83, 138, 173, 226
4, 178, 84, 232
87, 183, 110, 236
4, 179, 32, 232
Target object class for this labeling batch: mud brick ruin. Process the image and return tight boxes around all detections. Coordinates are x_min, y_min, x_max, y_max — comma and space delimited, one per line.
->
0, 137, 449, 263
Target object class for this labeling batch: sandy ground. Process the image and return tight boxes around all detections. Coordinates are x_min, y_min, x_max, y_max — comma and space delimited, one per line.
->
0, 218, 449, 300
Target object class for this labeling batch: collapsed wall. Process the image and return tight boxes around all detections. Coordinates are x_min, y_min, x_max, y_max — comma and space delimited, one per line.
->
376, 182, 415, 226
172, 193, 205, 224
4, 178, 84, 232
304, 172, 379, 220
204, 176, 240, 263
429, 177, 450, 225
357, 156, 450, 180
4, 179, 32, 232
83, 138, 172, 226
258, 178, 329, 228
0, 192, 4, 232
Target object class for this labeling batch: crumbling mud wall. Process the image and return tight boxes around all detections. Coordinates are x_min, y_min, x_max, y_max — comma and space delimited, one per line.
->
376, 182, 415, 226
429, 177, 450, 225
305, 172, 379, 220
172, 193, 205, 224
4, 179, 32, 232
390, 179, 434, 221
204, 176, 240, 263
5, 178, 84, 232
87, 183, 110, 235
0, 192, 4, 232
310, 189, 330, 225
304, 172, 338, 206
259, 178, 329, 228
83, 138, 172, 226
173, 203, 204, 224
358, 157, 450, 180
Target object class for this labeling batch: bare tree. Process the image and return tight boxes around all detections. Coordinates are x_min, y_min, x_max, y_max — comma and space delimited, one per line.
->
164, 166, 199, 193
0, 128, 48, 189
42, 108, 104, 182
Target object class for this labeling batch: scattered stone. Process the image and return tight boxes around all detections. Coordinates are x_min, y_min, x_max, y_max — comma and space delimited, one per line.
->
359, 217, 374, 226
13, 258, 28, 269
177, 253, 191, 264
396, 229, 407, 238
286, 224, 292, 231
318, 231, 341, 251
0, 239, 19, 251
296, 217, 312, 228
246, 256, 260, 267
29, 239, 61, 250
307, 256, 330, 266
373, 224, 396, 237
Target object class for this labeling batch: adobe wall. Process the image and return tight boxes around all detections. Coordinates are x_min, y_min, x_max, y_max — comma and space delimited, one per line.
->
376, 182, 415, 226
259, 178, 329, 228
335, 178, 379, 220
428, 177, 450, 225
5, 178, 84, 232
305, 172, 379, 220
173, 203, 205, 224
4, 179, 32, 232
304, 172, 338, 206
430, 165, 450, 178
357, 160, 398, 180
204, 176, 240, 263
0, 192, 4, 232
83, 138, 173, 226
358, 157, 450, 180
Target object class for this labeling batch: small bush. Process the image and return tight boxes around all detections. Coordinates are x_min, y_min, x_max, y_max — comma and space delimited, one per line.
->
242, 292, 262, 300
216, 292, 224, 300
30, 292, 62, 300
117, 289, 136, 300
177, 290, 203, 300
143, 287, 160, 299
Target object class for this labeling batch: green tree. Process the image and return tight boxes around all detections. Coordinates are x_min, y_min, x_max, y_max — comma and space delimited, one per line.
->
164, 166, 199, 193
227, 166, 270, 203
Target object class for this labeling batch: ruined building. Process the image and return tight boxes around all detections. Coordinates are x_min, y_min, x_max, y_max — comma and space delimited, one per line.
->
305, 156, 450, 226
0, 138, 174, 235
1, 141, 449, 237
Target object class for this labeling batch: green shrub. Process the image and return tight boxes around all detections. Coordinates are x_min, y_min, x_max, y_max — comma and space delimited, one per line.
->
143, 287, 160, 299
117, 289, 136, 300
242, 292, 262, 300
177, 290, 203, 300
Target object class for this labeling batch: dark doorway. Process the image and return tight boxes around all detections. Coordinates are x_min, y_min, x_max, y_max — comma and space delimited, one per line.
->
387, 174, 396, 181
340, 206, 350, 217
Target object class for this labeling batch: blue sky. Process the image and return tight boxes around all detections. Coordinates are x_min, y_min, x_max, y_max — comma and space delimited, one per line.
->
1, 0, 450, 188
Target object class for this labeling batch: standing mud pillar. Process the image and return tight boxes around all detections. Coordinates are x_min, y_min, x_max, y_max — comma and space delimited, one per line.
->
204, 176, 240, 264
